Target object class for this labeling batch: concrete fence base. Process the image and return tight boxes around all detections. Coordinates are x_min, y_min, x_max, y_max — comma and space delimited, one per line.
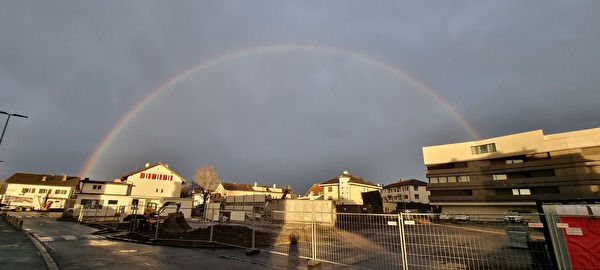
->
2, 214, 24, 229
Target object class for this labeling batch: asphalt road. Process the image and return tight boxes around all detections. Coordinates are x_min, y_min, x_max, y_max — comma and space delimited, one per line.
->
5, 212, 347, 270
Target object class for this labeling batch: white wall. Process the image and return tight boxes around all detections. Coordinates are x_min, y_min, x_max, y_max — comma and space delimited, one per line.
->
128, 165, 185, 198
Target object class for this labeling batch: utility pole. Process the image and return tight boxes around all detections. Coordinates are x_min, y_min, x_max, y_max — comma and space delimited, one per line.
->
0, 111, 28, 150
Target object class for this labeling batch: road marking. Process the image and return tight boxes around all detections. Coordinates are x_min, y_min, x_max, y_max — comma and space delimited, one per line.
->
38, 236, 55, 242
61, 235, 78, 240
81, 235, 105, 240
36, 234, 106, 242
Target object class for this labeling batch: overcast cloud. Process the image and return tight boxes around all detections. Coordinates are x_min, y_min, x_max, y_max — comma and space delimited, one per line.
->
2, 1, 600, 193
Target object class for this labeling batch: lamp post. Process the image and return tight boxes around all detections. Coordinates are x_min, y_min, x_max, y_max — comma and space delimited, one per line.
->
0, 111, 28, 149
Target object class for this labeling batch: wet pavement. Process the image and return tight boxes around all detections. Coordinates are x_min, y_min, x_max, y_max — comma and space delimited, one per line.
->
1, 212, 350, 270
0, 213, 55, 270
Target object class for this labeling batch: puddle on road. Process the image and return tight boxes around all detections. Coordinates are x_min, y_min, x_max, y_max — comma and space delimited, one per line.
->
87, 240, 116, 246
118, 249, 139, 253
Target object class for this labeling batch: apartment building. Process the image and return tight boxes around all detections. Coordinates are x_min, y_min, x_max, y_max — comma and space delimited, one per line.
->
422, 127, 600, 214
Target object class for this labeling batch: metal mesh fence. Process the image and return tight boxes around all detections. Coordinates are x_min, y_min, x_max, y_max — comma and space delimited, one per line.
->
251, 211, 555, 270
76, 206, 569, 270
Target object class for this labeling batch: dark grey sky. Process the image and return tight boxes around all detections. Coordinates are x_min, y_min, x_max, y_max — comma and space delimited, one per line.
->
2, 1, 600, 193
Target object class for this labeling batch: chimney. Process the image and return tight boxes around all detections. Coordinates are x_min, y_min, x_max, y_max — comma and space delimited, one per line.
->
41, 176, 47, 181
145, 162, 150, 168
62, 174, 67, 181
254, 182, 258, 187
343, 170, 349, 175
273, 184, 276, 188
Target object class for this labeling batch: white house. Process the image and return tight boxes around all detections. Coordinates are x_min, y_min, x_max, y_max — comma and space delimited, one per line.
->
213, 182, 294, 200
205, 182, 295, 221
74, 162, 192, 217
1, 173, 80, 211
319, 171, 382, 205
382, 179, 430, 204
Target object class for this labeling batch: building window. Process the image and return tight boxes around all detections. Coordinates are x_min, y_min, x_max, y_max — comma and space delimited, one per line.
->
427, 162, 468, 170
506, 159, 524, 164
413, 186, 418, 191
493, 174, 508, 181
414, 194, 420, 200
108, 200, 118, 205
328, 187, 332, 192
471, 143, 497, 154
54, 190, 67, 195
512, 189, 531, 195
92, 185, 102, 190
39, 189, 47, 193
431, 190, 473, 196
458, 176, 470, 182
80, 199, 103, 209
447, 176, 457, 183
429, 177, 438, 183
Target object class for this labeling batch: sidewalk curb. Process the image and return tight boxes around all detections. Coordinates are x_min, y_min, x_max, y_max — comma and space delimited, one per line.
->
28, 232, 60, 270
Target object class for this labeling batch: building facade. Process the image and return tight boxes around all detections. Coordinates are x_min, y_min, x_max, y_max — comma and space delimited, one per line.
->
1, 173, 80, 211
212, 182, 294, 200
74, 162, 192, 217
382, 179, 430, 204
422, 127, 600, 214
319, 171, 382, 205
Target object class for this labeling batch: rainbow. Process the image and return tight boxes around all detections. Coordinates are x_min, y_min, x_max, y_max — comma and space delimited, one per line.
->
79, 43, 480, 178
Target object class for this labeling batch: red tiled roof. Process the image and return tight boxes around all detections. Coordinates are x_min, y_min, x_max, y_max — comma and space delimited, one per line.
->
304, 183, 324, 197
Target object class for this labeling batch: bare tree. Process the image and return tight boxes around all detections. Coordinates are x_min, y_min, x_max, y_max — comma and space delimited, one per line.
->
193, 165, 222, 216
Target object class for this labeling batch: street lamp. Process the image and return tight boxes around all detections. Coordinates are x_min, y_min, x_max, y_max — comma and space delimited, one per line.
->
0, 111, 28, 149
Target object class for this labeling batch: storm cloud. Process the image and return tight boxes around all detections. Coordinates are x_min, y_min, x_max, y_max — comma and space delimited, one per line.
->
2, 1, 600, 193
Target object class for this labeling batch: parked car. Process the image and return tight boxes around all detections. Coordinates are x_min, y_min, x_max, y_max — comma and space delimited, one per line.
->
504, 212, 522, 223
454, 213, 470, 221
439, 212, 454, 221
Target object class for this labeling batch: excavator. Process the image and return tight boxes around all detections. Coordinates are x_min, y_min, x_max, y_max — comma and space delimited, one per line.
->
144, 202, 193, 233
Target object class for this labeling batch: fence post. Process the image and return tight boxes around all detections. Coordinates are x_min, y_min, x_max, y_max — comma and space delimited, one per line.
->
399, 213, 409, 270
251, 203, 256, 250
154, 215, 160, 239
307, 205, 321, 267
104, 206, 109, 222
78, 206, 85, 222
312, 209, 317, 261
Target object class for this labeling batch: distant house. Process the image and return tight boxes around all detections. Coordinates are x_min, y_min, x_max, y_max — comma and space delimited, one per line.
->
319, 171, 382, 205
1, 173, 80, 211
206, 182, 295, 221
382, 179, 430, 204
213, 182, 294, 200
75, 178, 133, 212
74, 162, 192, 217
301, 183, 324, 200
